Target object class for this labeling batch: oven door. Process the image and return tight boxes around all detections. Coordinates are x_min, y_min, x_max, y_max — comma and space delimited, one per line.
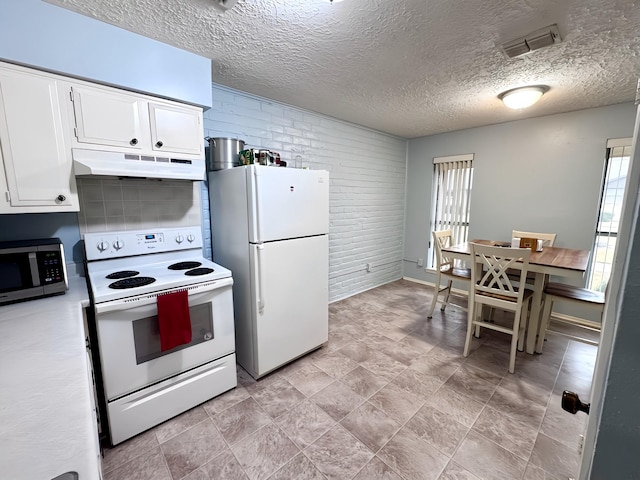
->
94, 277, 235, 401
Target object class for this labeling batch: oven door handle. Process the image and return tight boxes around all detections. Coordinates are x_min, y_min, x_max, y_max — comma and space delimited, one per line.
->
256, 243, 265, 314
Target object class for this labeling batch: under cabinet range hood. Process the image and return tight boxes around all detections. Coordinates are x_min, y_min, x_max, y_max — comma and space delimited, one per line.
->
72, 149, 205, 181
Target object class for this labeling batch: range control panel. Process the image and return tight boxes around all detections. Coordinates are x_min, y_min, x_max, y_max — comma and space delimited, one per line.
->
137, 232, 165, 245
84, 227, 203, 260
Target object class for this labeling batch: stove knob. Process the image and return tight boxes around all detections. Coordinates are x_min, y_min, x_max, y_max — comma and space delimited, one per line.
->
97, 241, 109, 252
175, 235, 184, 244
187, 234, 195, 243
113, 240, 125, 251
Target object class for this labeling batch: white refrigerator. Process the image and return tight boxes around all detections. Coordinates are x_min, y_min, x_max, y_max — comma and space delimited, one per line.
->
208, 165, 329, 378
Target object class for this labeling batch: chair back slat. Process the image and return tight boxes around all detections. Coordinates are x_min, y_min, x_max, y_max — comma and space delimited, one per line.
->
427, 229, 471, 318
433, 230, 454, 270
478, 255, 520, 296
465, 243, 534, 373
471, 244, 531, 306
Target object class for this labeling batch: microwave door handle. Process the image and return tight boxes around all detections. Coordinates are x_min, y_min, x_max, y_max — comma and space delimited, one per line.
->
28, 252, 41, 286
59, 244, 69, 290
256, 244, 265, 314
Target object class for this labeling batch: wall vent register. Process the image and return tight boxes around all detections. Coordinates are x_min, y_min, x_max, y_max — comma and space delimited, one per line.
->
501, 24, 562, 58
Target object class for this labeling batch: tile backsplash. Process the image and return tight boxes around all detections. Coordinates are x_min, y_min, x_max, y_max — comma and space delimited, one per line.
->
76, 177, 202, 234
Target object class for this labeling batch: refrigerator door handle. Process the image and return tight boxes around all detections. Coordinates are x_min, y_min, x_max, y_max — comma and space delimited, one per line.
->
256, 243, 265, 313
253, 166, 263, 241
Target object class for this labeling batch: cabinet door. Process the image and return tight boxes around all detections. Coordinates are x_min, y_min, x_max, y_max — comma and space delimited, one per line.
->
71, 85, 145, 150
0, 68, 78, 210
148, 102, 203, 156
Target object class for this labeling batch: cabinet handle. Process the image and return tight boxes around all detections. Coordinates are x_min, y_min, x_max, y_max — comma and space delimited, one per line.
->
56, 194, 66, 202
155, 140, 164, 148
130, 138, 138, 146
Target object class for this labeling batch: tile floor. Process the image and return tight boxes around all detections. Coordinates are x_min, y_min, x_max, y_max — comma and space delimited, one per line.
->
101, 279, 596, 480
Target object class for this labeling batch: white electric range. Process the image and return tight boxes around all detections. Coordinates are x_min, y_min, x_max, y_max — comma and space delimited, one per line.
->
84, 227, 237, 445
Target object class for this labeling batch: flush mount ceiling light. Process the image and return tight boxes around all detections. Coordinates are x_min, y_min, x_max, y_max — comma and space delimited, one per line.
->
498, 85, 549, 109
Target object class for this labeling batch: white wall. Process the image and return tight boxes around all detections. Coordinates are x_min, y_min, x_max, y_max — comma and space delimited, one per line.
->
404, 103, 637, 295
202, 85, 407, 302
0, 0, 212, 107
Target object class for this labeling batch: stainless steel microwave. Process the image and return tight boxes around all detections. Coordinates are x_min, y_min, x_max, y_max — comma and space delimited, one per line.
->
0, 238, 68, 305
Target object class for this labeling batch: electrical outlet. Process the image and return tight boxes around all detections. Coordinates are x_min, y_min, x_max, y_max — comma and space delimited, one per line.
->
417, 258, 424, 267
577, 434, 584, 455
366, 263, 372, 272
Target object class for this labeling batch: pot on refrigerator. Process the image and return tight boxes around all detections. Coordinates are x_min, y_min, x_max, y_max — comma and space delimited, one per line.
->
205, 137, 245, 171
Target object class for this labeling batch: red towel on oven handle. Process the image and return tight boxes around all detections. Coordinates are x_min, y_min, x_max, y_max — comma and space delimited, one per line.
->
157, 289, 192, 352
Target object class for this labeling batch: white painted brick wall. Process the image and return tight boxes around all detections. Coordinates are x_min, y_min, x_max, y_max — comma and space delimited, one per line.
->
203, 84, 407, 302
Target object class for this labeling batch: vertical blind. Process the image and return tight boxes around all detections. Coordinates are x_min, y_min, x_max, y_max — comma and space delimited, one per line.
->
587, 139, 632, 292
430, 154, 474, 267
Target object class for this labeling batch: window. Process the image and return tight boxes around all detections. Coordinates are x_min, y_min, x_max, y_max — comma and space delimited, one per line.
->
428, 154, 474, 268
587, 138, 632, 292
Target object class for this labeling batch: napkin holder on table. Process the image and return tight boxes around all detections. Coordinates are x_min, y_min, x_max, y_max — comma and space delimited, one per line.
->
514, 237, 543, 252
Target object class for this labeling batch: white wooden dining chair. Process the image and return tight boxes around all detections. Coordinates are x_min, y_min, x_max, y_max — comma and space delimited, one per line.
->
536, 282, 605, 352
463, 243, 534, 373
427, 230, 471, 318
508, 230, 557, 285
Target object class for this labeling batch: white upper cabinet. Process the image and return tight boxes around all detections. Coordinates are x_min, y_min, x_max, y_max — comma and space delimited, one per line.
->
149, 102, 203, 156
69, 84, 204, 160
0, 63, 79, 213
0, 60, 205, 214
71, 85, 145, 150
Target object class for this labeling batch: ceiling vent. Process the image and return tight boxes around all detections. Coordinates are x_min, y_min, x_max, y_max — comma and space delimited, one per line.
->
212, 0, 240, 11
501, 24, 562, 59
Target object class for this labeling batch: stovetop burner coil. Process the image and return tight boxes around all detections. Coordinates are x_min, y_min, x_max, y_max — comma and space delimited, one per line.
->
105, 270, 140, 280
109, 276, 157, 289
185, 267, 214, 276
168, 261, 202, 270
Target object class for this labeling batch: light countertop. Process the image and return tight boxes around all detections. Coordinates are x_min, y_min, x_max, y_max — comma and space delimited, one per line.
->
0, 275, 102, 480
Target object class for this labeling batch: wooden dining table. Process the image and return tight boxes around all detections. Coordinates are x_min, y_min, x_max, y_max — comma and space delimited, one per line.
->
442, 239, 591, 354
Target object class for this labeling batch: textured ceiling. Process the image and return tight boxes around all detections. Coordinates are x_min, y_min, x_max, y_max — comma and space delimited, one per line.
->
47, 0, 640, 138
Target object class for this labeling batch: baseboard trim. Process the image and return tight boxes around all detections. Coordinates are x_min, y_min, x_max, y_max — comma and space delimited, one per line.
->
549, 312, 601, 330
402, 276, 433, 287
402, 276, 469, 297
330, 276, 404, 304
